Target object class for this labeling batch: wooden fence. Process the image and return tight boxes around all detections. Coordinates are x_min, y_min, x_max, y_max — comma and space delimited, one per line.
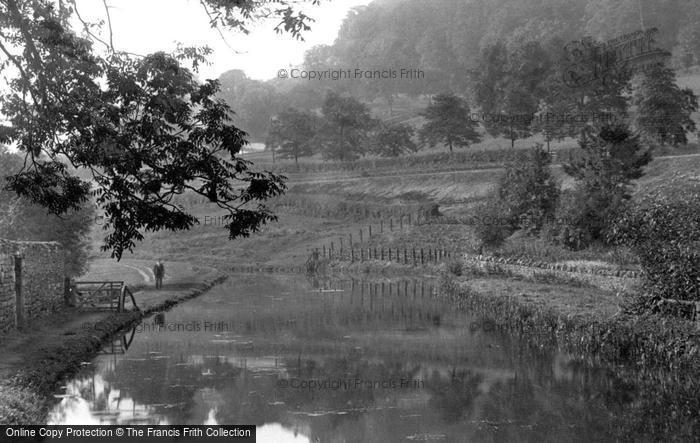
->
312, 213, 454, 266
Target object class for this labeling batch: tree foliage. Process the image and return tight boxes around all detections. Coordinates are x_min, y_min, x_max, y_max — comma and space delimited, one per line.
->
610, 195, 700, 304
419, 94, 480, 152
554, 124, 651, 249
372, 123, 418, 158
315, 92, 377, 161
0, 0, 319, 258
632, 64, 698, 146
266, 108, 318, 164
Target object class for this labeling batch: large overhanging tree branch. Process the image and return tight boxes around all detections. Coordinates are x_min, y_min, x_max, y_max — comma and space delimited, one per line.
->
0, 0, 318, 259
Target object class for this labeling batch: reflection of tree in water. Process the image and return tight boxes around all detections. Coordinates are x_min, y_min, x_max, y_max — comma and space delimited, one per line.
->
426, 368, 482, 423
474, 365, 633, 442
275, 356, 425, 412
100, 355, 245, 423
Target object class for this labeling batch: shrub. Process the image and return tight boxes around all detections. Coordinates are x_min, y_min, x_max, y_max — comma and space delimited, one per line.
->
554, 125, 651, 250
446, 259, 463, 276
474, 146, 558, 247
473, 200, 513, 247
551, 187, 626, 250
497, 146, 559, 235
610, 196, 700, 304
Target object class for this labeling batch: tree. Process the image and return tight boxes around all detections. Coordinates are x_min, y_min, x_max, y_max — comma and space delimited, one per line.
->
554, 124, 652, 249
419, 93, 480, 152
497, 146, 559, 234
266, 108, 318, 164
0, 0, 319, 259
632, 64, 698, 147
530, 99, 571, 152
372, 123, 418, 157
316, 92, 376, 161
472, 41, 553, 148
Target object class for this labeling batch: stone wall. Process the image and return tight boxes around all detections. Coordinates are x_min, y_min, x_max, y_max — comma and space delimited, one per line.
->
0, 239, 64, 333
462, 254, 641, 292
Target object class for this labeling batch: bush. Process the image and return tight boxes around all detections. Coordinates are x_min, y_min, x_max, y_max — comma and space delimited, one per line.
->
475, 146, 558, 247
554, 125, 650, 250
473, 200, 513, 247
610, 196, 700, 303
446, 259, 463, 276
498, 147, 559, 235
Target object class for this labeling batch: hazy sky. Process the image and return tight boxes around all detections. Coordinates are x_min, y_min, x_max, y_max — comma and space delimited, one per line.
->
74, 0, 372, 81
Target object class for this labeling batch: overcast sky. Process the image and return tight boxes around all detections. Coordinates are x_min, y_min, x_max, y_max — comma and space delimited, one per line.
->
74, 0, 372, 81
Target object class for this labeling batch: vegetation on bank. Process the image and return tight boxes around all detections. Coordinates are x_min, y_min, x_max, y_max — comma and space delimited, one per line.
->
437, 266, 699, 440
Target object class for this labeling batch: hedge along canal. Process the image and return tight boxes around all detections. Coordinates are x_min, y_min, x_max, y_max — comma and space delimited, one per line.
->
0, 268, 228, 425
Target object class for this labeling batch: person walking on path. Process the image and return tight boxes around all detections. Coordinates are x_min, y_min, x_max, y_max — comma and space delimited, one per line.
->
153, 260, 165, 289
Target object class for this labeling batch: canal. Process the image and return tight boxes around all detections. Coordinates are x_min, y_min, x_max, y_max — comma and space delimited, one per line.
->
48, 274, 641, 442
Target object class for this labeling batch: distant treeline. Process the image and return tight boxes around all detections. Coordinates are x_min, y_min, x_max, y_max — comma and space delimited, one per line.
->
217, 0, 700, 141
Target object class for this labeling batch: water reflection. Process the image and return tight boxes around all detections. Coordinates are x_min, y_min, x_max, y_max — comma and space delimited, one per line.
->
48, 274, 647, 441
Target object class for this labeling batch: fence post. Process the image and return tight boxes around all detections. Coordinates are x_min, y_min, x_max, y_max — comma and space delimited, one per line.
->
340, 238, 344, 256
64, 276, 71, 306
14, 253, 24, 330
390, 218, 393, 231
404, 248, 407, 264
374, 247, 377, 259
349, 233, 353, 247
381, 248, 384, 260
421, 248, 424, 265
351, 249, 355, 262
380, 220, 383, 233
389, 248, 392, 261
323, 245, 326, 258
369, 225, 372, 237
412, 248, 416, 266
400, 217, 403, 230
360, 249, 364, 261
408, 214, 412, 225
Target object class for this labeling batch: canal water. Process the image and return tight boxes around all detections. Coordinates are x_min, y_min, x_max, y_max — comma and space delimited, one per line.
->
48, 274, 640, 442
